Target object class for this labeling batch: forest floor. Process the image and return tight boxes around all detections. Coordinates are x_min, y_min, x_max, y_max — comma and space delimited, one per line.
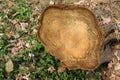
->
0, 0, 120, 80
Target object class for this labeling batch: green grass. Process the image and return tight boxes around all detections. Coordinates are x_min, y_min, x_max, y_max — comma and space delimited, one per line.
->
0, 0, 105, 79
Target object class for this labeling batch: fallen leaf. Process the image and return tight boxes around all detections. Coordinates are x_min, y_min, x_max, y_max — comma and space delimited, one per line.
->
29, 63, 35, 71
32, 40, 36, 45
3, 9, 9, 14
25, 43, 30, 48
30, 17, 34, 22
20, 22, 28, 30
15, 24, 21, 31
29, 53, 34, 58
48, 66, 55, 73
6, 33, 12, 39
114, 51, 120, 61
5, 59, 14, 73
17, 39, 25, 46
108, 61, 114, 68
14, 34, 20, 39
17, 74, 29, 80
114, 18, 120, 27
0, 32, 3, 35
114, 62, 120, 71
114, 69, 120, 76
101, 16, 111, 24
74, 0, 86, 5
22, 76, 29, 80
115, 76, 120, 80
12, 12, 19, 17
90, 2, 97, 7
11, 47, 19, 55
49, 0, 54, 5
90, 0, 109, 3
109, 73, 116, 79
32, 29, 37, 34
12, 19, 18, 24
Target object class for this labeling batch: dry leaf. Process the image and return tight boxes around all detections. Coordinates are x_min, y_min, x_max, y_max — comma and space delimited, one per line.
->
108, 61, 114, 68
0, 33, 3, 37
17, 39, 25, 46
90, 0, 109, 3
114, 63, 120, 71
32, 29, 37, 34
29, 53, 34, 58
114, 19, 120, 27
6, 33, 12, 39
12, 12, 19, 17
15, 24, 21, 31
49, 0, 54, 5
11, 47, 19, 55
114, 69, 120, 76
16, 74, 29, 80
101, 16, 111, 24
20, 22, 28, 30
48, 66, 55, 73
74, 0, 86, 4
114, 51, 120, 61
115, 76, 120, 80
5, 59, 14, 73
32, 40, 35, 45
14, 34, 20, 39
12, 19, 18, 24
25, 43, 30, 48
90, 2, 97, 7
30, 17, 34, 22
109, 73, 116, 79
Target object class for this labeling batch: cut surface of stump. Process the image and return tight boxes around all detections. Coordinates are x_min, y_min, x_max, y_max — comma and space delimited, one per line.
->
38, 5, 104, 72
